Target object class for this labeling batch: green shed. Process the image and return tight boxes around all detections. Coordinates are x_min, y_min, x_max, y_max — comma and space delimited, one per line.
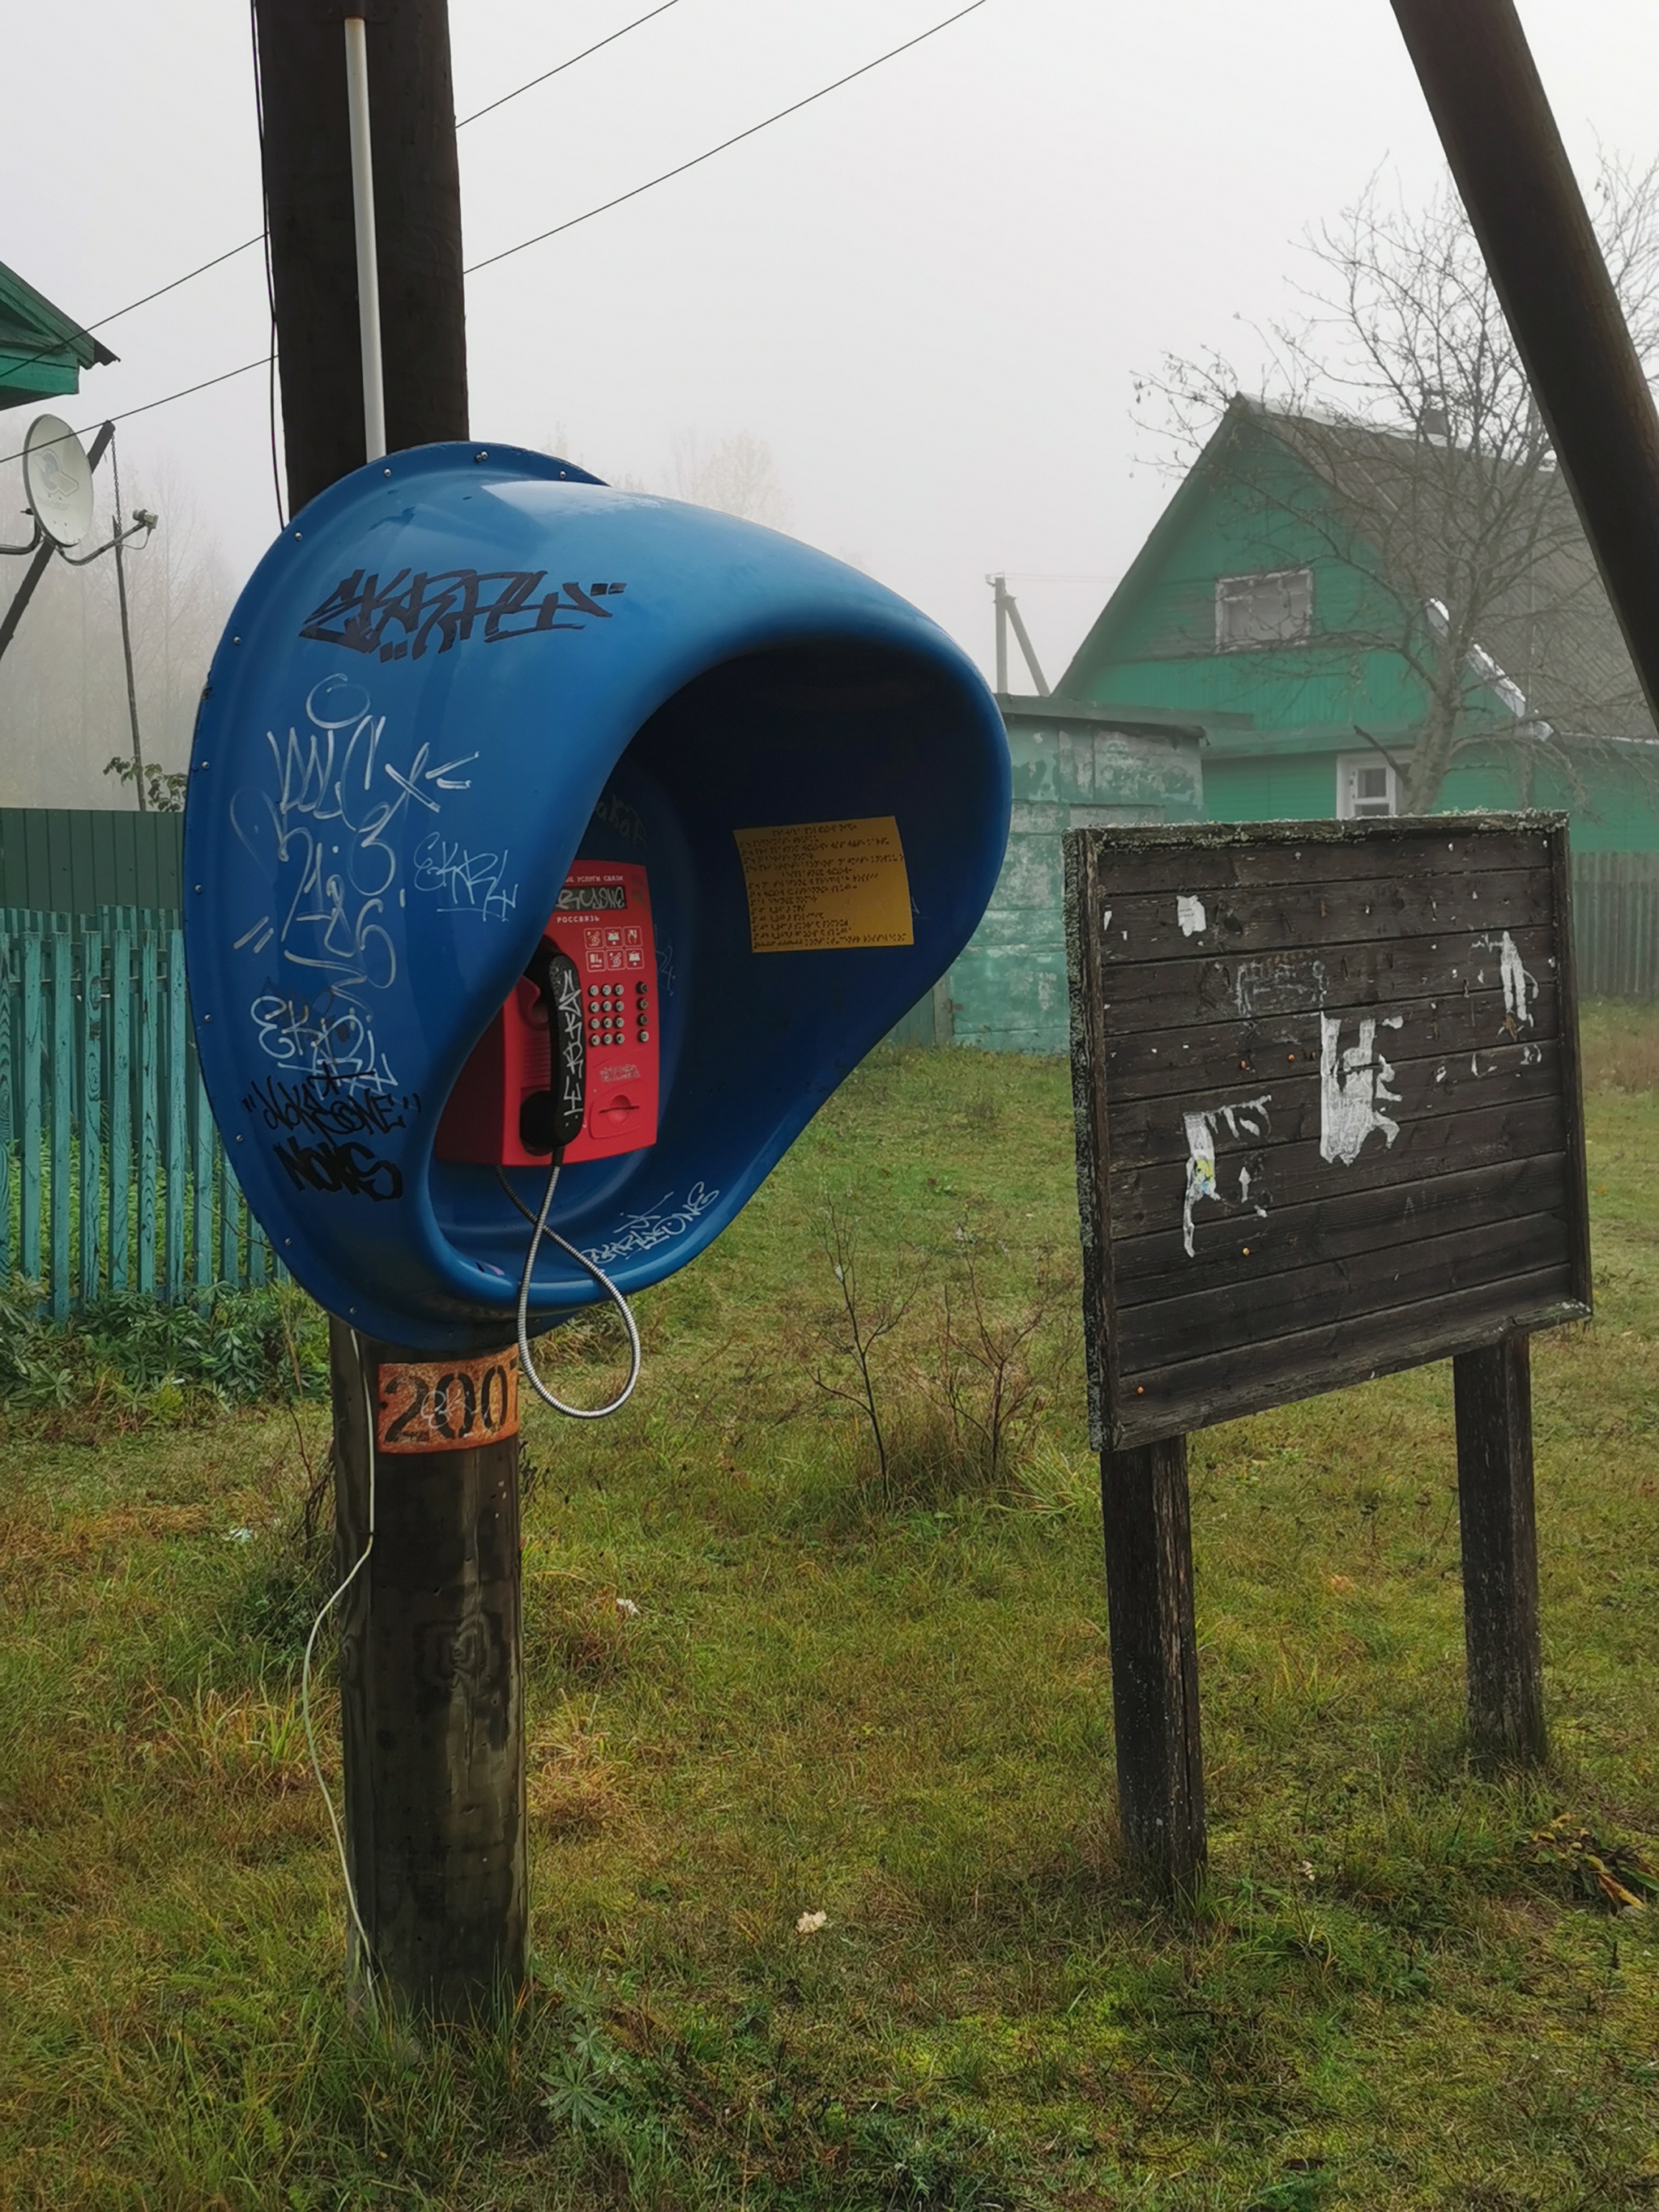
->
0, 807, 184, 916
941, 699, 1204, 1055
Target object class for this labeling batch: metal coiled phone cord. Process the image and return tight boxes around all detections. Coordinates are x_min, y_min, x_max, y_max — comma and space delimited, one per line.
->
500, 1157, 642, 1419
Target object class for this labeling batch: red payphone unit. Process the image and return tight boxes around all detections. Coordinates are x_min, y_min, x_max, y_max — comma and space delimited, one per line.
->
437, 861, 660, 1166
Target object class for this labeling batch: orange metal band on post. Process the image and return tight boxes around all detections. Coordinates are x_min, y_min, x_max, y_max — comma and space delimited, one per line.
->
374, 1349, 520, 1453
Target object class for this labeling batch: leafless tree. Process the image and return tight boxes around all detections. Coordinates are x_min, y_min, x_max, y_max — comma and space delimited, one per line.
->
668, 429, 791, 530
1137, 161, 1659, 814
541, 424, 792, 531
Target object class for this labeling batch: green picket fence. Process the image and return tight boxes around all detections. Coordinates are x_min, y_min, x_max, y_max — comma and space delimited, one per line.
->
1572, 852, 1659, 1002
0, 909, 279, 1319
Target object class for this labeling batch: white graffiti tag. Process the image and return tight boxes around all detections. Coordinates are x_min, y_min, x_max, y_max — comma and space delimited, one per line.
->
581, 1183, 720, 1268
412, 832, 518, 921
249, 993, 399, 1087
231, 672, 477, 984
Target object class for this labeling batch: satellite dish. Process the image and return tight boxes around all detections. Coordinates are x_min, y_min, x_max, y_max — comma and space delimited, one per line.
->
23, 416, 95, 549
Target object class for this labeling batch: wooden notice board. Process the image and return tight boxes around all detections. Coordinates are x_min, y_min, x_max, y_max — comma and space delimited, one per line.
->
1064, 816, 1592, 1451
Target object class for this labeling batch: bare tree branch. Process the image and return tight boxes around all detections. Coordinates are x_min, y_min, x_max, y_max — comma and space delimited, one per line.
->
1136, 167, 1659, 814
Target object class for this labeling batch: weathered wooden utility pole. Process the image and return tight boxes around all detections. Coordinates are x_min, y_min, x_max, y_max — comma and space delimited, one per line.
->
254, 0, 467, 511
253, 0, 529, 2018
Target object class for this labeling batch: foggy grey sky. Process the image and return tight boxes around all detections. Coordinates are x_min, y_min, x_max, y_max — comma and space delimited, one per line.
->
7, 0, 1659, 690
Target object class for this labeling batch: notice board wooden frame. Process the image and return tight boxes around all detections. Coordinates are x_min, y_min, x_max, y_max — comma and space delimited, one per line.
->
1065, 815, 1592, 1455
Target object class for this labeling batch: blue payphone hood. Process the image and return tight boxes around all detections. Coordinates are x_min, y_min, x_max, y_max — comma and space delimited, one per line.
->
184, 442, 1010, 1349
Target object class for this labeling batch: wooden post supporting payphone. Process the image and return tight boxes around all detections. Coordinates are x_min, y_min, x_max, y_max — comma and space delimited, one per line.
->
331, 1334, 527, 2014
251, 0, 526, 2017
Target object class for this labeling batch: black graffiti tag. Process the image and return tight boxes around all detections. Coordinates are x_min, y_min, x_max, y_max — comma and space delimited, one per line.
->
298, 568, 626, 660
245, 1072, 417, 1141
273, 1135, 404, 1202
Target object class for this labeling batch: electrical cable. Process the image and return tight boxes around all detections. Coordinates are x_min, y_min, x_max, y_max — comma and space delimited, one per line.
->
0, 1, 994, 472
249, 0, 287, 528
300, 1330, 380, 2002
0, 235, 266, 399
507, 1159, 642, 1420
0, 0, 684, 403
455, 0, 683, 127
0, 358, 271, 476
464, 0, 990, 277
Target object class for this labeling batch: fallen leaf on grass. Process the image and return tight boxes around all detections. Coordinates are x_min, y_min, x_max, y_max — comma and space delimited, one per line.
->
1529, 1813, 1659, 1912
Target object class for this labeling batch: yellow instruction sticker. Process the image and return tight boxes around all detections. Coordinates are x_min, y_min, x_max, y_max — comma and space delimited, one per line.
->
732, 816, 914, 953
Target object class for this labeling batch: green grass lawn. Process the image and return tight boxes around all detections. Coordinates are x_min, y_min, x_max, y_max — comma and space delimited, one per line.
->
2, 1008, 1658, 2210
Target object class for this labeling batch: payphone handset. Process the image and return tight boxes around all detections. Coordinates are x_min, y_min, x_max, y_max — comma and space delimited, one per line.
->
437, 860, 660, 1169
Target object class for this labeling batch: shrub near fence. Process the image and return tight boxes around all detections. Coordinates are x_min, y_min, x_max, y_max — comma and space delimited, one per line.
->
0, 911, 278, 1318
1572, 853, 1659, 1002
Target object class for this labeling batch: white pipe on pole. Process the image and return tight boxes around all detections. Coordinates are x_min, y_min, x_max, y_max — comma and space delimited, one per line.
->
343, 14, 387, 462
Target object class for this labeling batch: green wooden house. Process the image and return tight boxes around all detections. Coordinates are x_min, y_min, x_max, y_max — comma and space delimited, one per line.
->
1056, 395, 1659, 849
0, 260, 115, 413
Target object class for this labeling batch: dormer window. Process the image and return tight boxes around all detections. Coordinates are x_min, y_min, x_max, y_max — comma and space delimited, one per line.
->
1215, 567, 1313, 650
1337, 753, 1398, 819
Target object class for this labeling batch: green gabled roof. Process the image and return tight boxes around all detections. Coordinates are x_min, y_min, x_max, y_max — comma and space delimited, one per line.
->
0, 259, 117, 414
1056, 399, 1256, 697
1060, 394, 1654, 747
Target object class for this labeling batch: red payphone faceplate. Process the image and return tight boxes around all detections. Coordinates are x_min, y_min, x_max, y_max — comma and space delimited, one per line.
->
435, 861, 659, 1167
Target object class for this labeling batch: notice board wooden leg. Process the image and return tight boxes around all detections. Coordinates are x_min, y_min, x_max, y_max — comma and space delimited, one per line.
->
1453, 1334, 1546, 1768
1099, 1434, 1206, 1892
331, 1321, 528, 2021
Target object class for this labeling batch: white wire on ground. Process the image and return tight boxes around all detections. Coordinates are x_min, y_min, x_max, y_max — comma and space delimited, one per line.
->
509, 1157, 642, 1419
301, 1330, 378, 1996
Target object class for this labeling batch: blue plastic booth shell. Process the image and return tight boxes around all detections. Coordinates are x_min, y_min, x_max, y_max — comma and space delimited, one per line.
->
183, 443, 1011, 1351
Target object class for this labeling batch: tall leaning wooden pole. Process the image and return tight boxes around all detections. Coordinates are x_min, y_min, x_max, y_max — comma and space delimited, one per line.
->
1389, 0, 1659, 732
253, 0, 529, 2018
1389, 0, 1659, 1768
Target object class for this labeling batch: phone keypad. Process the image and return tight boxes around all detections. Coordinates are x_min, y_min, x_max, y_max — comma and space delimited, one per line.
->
586, 979, 653, 1048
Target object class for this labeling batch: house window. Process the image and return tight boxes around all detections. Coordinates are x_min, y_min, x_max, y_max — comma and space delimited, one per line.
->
1337, 754, 1398, 820
1214, 567, 1313, 650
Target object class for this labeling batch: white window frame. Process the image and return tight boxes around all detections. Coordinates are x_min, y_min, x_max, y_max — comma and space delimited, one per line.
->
1336, 752, 1399, 820
1214, 566, 1313, 651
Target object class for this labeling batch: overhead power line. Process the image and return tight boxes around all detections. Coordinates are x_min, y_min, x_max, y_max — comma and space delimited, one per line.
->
0, 1, 686, 398
0, 235, 266, 397
466, 0, 990, 276
0, 358, 271, 475
455, 0, 682, 126
0, 0, 994, 472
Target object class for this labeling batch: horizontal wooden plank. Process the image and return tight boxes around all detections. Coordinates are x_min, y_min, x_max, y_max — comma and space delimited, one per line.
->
1113, 1150, 1571, 1308
1102, 1266, 1584, 1450
1103, 1035, 1563, 1172
1090, 927, 1562, 1038
1104, 981, 1561, 1103
1073, 822, 1550, 901
1114, 1204, 1571, 1368
1091, 865, 1550, 968
1103, 1090, 1567, 1237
